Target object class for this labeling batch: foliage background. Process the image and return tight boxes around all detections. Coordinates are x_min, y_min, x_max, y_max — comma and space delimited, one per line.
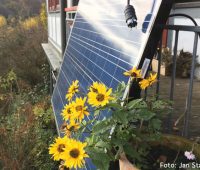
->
0, 6, 47, 86
0, 1, 58, 169
0, 0, 45, 19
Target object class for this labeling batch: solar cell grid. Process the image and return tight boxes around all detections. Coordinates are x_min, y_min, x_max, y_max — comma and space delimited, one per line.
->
53, 0, 164, 133
52, 0, 173, 169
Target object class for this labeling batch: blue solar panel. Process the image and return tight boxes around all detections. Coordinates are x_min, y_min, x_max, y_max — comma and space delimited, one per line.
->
52, 0, 172, 169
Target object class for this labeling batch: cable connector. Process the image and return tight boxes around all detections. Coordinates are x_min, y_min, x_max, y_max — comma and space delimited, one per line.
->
124, 5, 137, 28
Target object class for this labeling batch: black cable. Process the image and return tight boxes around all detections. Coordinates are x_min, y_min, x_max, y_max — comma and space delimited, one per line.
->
124, 0, 137, 28
169, 13, 198, 26
168, 13, 200, 37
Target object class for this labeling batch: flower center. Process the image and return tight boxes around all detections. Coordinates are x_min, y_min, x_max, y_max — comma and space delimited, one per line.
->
57, 144, 65, 153
131, 72, 137, 77
76, 105, 83, 111
67, 108, 72, 114
72, 87, 78, 93
96, 94, 105, 102
91, 87, 98, 93
70, 149, 80, 158
69, 126, 75, 131
60, 123, 67, 131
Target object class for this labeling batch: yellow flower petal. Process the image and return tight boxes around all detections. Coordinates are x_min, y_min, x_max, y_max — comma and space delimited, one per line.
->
139, 79, 150, 90
48, 136, 69, 161
71, 97, 89, 122
148, 73, 157, 85
61, 102, 74, 121
66, 80, 79, 101
123, 67, 142, 79
88, 83, 113, 107
62, 140, 88, 169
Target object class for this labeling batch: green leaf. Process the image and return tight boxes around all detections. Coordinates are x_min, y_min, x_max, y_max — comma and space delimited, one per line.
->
152, 100, 172, 110
92, 119, 113, 134
85, 135, 98, 146
114, 146, 123, 159
92, 159, 110, 170
136, 109, 156, 121
123, 144, 142, 161
150, 119, 162, 130
98, 103, 122, 111
113, 81, 127, 100
87, 147, 111, 170
115, 81, 126, 93
94, 110, 100, 117
127, 99, 147, 109
82, 120, 87, 125
111, 137, 127, 147
95, 140, 111, 150
106, 103, 122, 109
113, 110, 128, 124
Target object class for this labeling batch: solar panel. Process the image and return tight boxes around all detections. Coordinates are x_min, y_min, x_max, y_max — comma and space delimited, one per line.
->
52, 0, 172, 169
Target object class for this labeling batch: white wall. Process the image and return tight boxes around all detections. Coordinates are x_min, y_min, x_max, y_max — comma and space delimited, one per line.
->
169, 8, 200, 57
168, 7, 200, 79
48, 12, 62, 53
168, 7, 200, 80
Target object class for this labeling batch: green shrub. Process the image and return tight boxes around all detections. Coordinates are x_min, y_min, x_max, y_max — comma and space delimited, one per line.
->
0, 69, 57, 170
0, 4, 48, 87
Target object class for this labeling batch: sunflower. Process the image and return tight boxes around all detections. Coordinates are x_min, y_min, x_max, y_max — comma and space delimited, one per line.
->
139, 79, 150, 90
49, 136, 69, 161
62, 140, 88, 169
67, 120, 80, 131
60, 122, 71, 137
60, 120, 80, 137
88, 83, 113, 107
148, 73, 157, 85
66, 80, 79, 101
123, 67, 142, 80
61, 102, 74, 121
58, 164, 66, 170
71, 97, 89, 121
88, 81, 100, 93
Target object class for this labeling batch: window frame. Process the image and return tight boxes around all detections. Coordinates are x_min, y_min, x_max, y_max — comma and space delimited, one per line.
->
48, 0, 60, 12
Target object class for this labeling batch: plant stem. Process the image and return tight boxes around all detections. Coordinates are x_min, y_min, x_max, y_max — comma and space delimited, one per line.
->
173, 150, 180, 164
139, 119, 144, 132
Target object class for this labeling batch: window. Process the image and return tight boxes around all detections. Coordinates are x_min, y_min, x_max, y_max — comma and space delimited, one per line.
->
65, 0, 80, 20
73, 0, 79, 6
48, 0, 60, 12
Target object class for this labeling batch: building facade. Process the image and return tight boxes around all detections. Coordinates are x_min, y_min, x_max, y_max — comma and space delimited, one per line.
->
42, 0, 79, 93
42, 0, 200, 95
